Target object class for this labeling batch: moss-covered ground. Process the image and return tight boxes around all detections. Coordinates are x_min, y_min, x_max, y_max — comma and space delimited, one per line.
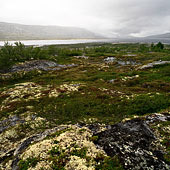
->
1, 43, 170, 123
0, 42, 170, 169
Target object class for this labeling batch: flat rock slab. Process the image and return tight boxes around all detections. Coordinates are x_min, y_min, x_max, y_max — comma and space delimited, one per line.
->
104, 57, 140, 66
9, 60, 58, 72
3, 60, 77, 73
139, 61, 170, 70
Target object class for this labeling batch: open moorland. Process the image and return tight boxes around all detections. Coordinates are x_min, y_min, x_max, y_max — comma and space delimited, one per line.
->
0, 42, 170, 170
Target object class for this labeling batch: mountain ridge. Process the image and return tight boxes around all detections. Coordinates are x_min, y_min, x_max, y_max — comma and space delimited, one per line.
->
144, 32, 170, 39
0, 22, 103, 40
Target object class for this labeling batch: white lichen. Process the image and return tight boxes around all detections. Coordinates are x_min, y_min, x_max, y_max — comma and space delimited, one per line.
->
19, 125, 106, 170
65, 156, 95, 170
21, 139, 56, 160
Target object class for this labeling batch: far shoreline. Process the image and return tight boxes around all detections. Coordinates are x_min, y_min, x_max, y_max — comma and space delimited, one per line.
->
0, 39, 112, 46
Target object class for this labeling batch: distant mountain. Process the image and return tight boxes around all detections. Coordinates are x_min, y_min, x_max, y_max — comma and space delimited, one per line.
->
112, 33, 170, 44
145, 32, 170, 39
0, 22, 103, 40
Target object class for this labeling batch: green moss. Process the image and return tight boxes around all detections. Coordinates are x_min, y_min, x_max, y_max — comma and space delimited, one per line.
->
48, 146, 61, 156
95, 156, 123, 170
71, 147, 87, 159
90, 136, 99, 142
18, 157, 38, 170
78, 128, 87, 133
48, 146, 67, 170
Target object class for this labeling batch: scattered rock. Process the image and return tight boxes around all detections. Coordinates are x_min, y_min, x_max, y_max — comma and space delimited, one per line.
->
117, 60, 139, 66
1, 60, 78, 73
145, 112, 170, 123
10, 60, 58, 72
104, 57, 140, 66
108, 79, 115, 83
55, 63, 78, 70
104, 57, 116, 63
123, 54, 137, 57
74, 56, 89, 59
121, 75, 139, 81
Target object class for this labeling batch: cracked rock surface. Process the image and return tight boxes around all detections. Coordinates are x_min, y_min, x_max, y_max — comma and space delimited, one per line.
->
95, 114, 170, 170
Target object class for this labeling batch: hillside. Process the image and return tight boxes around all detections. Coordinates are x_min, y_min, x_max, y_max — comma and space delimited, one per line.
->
145, 32, 170, 39
0, 22, 102, 40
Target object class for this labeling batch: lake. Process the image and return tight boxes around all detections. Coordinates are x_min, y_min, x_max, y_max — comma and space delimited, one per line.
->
0, 39, 110, 46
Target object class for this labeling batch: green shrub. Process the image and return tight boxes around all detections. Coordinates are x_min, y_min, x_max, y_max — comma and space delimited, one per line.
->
138, 44, 149, 52
0, 42, 49, 70
0, 42, 14, 69
151, 42, 164, 52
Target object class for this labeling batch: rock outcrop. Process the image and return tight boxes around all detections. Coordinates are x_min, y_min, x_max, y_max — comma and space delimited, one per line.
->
94, 113, 170, 170
138, 61, 170, 70
0, 112, 169, 170
8, 60, 77, 73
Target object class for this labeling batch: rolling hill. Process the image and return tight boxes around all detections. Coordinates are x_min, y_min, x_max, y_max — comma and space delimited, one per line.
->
0, 22, 102, 40
145, 32, 170, 39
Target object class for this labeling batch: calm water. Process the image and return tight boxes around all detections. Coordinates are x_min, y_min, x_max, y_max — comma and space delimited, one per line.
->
0, 39, 110, 46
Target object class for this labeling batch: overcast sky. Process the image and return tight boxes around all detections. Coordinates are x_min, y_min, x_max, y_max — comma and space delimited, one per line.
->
0, 0, 170, 37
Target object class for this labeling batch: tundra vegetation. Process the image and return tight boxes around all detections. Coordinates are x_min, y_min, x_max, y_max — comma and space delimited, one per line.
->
0, 41, 170, 169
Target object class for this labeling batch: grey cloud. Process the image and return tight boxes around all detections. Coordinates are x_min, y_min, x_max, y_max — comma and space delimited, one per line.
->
95, 0, 170, 36
0, 0, 170, 37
